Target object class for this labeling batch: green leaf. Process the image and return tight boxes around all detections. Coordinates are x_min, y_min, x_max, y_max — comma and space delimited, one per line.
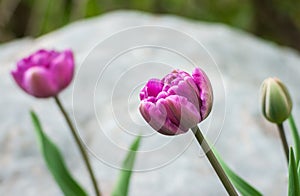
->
297, 161, 300, 184
112, 136, 141, 196
289, 148, 299, 196
212, 147, 262, 196
30, 111, 87, 196
289, 114, 300, 165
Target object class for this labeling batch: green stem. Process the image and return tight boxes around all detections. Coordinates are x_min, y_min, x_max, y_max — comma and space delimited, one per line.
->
191, 126, 238, 196
288, 114, 300, 164
54, 96, 101, 196
277, 123, 289, 163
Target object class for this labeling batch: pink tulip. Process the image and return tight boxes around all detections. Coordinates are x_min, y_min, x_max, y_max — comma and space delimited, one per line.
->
12, 49, 74, 98
139, 68, 213, 135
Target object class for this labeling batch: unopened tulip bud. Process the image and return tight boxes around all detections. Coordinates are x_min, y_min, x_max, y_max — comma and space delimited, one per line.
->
261, 77, 292, 124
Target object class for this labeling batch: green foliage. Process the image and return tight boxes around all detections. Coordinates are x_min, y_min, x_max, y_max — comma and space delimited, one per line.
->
112, 136, 141, 196
1, 0, 300, 51
85, 0, 102, 17
288, 148, 299, 196
212, 147, 262, 196
30, 111, 88, 196
27, 0, 67, 35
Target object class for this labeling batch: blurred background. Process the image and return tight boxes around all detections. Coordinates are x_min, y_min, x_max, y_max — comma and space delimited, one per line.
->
0, 0, 300, 51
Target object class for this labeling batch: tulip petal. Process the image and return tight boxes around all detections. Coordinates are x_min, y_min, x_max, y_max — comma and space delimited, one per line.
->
50, 50, 74, 89
23, 67, 58, 98
11, 69, 25, 90
140, 100, 186, 135
139, 101, 167, 131
140, 79, 164, 101
29, 49, 59, 67
11, 58, 34, 89
192, 68, 213, 119
163, 95, 201, 132
158, 118, 186, 135
169, 76, 201, 113
158, 98, 180, 126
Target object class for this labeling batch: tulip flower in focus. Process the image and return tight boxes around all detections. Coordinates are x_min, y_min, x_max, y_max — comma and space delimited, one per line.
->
261, 77, 292, 124
139, 68, 213, 135
11, 49, 74, 98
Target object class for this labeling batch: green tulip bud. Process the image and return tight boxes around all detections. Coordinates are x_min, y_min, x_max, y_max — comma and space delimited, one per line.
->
261, 77, 292, 124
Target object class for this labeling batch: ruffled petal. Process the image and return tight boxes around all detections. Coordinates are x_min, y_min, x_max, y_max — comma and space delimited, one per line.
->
29, 49, 59, 67
140, 100, 187, 135
162, 95, 201, 131
139, 101, 167, 131
140, 79, 163, 100
168, 76, 201, 113
192, 67, 213, 120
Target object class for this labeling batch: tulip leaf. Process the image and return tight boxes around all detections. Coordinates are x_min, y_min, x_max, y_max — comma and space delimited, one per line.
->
30, 111, 87, 196
112, 136, 141, 196
289, 114, 300, 165
212, 147, 262, 196
289, 148, 299, 196
297, 161, 300, 183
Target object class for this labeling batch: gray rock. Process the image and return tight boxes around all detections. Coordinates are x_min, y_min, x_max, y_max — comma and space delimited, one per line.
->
1, 10, 300, 196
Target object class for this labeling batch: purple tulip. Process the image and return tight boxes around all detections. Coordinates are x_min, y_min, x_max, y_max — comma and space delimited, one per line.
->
139, 68, 213, 135
11, 49, 74, 98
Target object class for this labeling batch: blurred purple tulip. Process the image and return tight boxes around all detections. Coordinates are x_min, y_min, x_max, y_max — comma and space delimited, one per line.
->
139, 68, 213, 135
12, 49, 74, 98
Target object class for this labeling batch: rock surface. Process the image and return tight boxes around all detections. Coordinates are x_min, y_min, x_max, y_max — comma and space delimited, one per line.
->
1, 11, 300, 196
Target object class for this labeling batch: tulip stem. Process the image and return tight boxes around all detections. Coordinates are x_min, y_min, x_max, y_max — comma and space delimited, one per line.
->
276, 123, 289, 163
191, 126, 238, 196
54, 96, 101, 196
